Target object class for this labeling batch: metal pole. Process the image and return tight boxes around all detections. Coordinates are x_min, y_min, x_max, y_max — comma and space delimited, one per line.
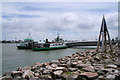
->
104, 32, 107, 52
107, 31, 113, 52
102, 32, 105, 52
96, 32, 101, 51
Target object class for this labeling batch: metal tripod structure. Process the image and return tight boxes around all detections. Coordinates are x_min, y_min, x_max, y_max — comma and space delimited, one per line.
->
96, 15, 113, 52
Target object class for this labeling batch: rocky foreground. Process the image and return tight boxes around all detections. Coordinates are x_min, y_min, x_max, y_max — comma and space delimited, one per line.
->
1, 45, 120, 80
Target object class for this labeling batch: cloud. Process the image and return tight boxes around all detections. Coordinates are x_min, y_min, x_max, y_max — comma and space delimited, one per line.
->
2, 2, 118, 41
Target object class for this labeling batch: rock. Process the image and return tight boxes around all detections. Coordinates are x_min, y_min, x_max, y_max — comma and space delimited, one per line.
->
73, 70, 81, 75
80, 72, 98, 79
77, 52, 86, 57
95, 65, 104, 69
104, 59, 112, 64
29, 77, 39, 80
55, 67, 66, 70
115, 74, 120, 80
90, 50, 96, 53
77, 61, 83, 64
31, 65, 39, 71
97, 70, 105, 75
62, 72, 78, 79
22, 70, 34, 79
11, 71, 22, 78
45, 62, 50, 66
43, 70, 51, 75
1, 76, 13, 80
71, 62, 78, 67
92, 63, 104, 66
106, 74, 116, 80
113, 69, 119, 74
60, 61, 67, 64
39, 75, 52, 80
78, 57, 85, 60
13, 76, 22, 79
54, 67, 68, 72
68, 68, 78, 72
45, 65, 52, 70
66, 60, 71, 66
67, 55, 72, 58
3, 72, 12, 76
94, 56, 101, 61
34, 70, 42, 75
101, 68, 114, 74
82, 66, 95, 72
17, 67, 23, 71
58, 64, 68, 68
51, 64, 58, 68
34, 73, 40, 77
39, 67, 45, 72
74, 57, 80, 60
53, 70, 63, 76
34, 62, 42, 67
98, 76, 104, 80
50, 60, 57, 63
23, 66, 31, 70
77, 64, 91, 69
86, 50, 90, 53
106, 64, 117, 69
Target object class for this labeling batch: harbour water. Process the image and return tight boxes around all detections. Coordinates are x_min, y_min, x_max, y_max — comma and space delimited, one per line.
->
2, 43, 90, 74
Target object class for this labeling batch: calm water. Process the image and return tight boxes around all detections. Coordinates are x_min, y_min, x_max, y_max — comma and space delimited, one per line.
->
2, 43, 88, 74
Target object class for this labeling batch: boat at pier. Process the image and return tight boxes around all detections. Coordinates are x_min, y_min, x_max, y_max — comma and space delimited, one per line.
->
17, 33, 38, 49
33, 33, 67, 51
17, 38, 37, 49
32, 42, 67, 51
17, 32, 67, 50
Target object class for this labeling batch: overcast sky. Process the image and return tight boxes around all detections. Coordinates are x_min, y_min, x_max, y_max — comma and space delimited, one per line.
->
2, 2, 118, 41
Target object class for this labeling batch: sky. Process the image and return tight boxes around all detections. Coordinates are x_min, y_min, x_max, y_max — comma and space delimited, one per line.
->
2, 2, 118, 41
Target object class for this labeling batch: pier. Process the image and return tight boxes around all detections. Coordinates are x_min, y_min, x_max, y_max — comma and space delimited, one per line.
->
66, 40, 117, 47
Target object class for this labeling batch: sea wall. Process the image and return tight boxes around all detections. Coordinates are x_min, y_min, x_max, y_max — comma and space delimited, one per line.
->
1, 45, 120, 80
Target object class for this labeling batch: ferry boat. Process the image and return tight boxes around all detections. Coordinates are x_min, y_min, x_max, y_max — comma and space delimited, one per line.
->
17, 33, 38, 49
33, 33, 67, 51
32, 42, 67, 51
17, 38, 35, 49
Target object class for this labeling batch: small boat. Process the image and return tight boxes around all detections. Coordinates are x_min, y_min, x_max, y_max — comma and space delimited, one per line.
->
32, 42, 67, 51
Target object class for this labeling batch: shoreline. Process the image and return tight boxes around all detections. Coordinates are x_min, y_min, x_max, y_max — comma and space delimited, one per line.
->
1, 45, 120, 80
